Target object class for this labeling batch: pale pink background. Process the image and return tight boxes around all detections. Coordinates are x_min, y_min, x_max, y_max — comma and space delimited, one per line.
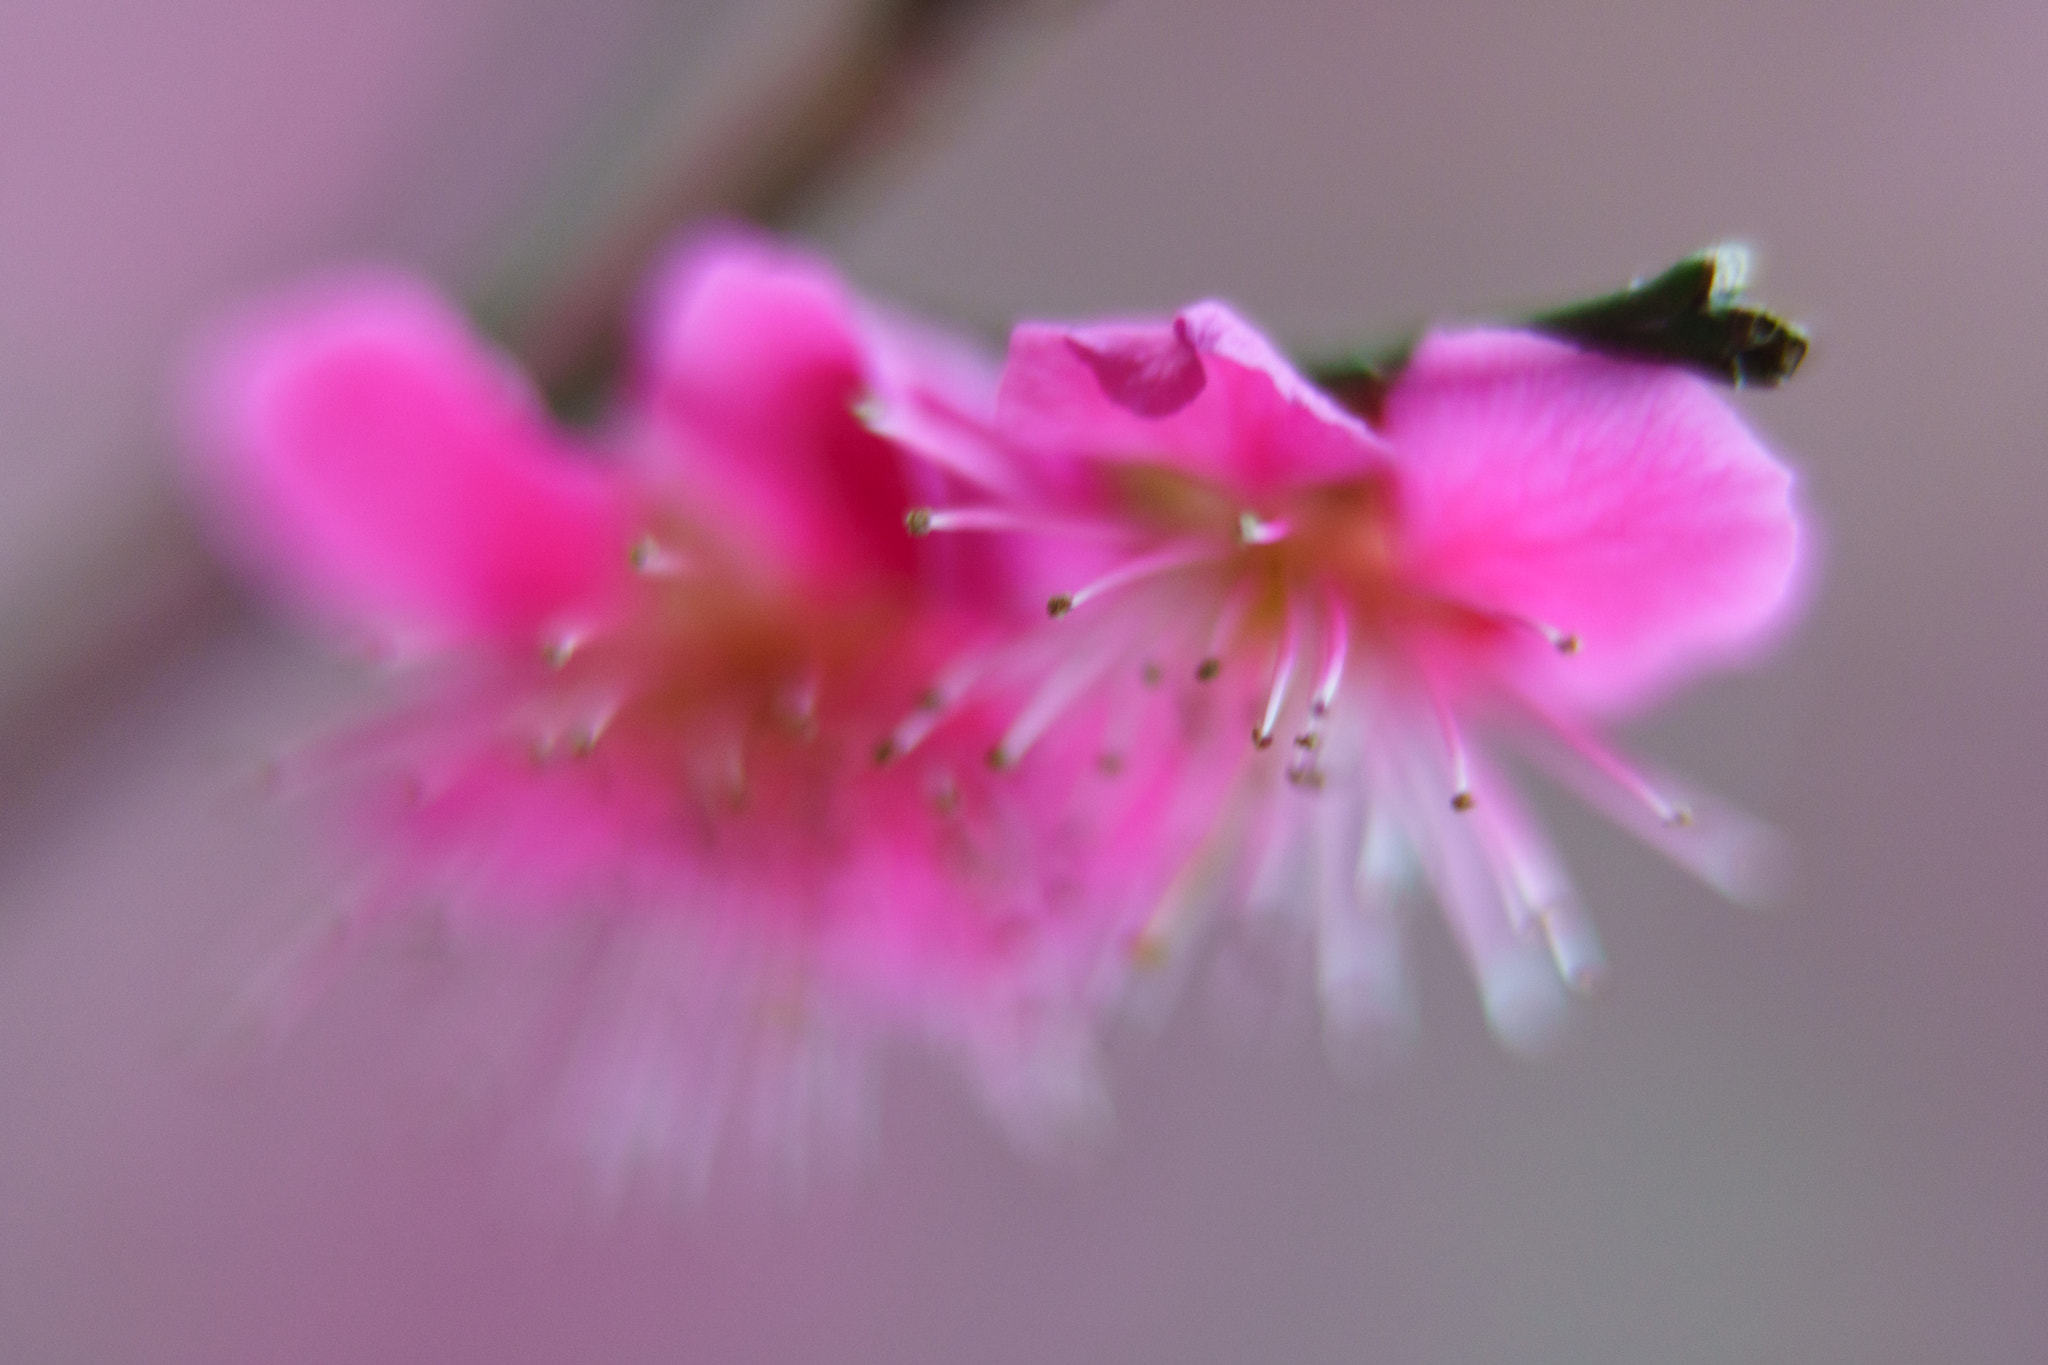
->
3, 1, 2044, 1361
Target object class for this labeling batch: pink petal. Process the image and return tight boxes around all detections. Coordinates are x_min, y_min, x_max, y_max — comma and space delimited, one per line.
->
1066, 317, 1207, 417
636, 231, 919, 590
860, 302, 1020, 499
999, 302, 1389, 498
187, 273, 630, 654
1383, 329, 1805, 712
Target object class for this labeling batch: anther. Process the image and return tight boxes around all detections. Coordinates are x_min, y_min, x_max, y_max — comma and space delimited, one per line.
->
1237, 510, 1289, 546
541, 633, 581, 669
1141, 662, 1163, 687
1129, 931, 1171, 969
1045, 543, 1220, 620
1286, 764, 1325, 791
1096, 752, 1125, 775
778, 670, 821, 735
885, 649, 995, 762
993, 654, 1113, 769
629, 535, 685, 575
1488, 609, 1580, 655
873, 739, 897, 765
1199, 578, 1254, 679
902, 505, 1118, 539
1427, 678, 1477, 810
1285, 730, 1325, 790
569, 710, 614, 758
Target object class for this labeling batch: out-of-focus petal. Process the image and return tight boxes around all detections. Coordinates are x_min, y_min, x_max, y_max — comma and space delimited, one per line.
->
999, 302, 1390, 497
188, 273, 631, 654
1382, 328, 1804, 712
637, 232, 917, 591
860, 303, 1019, 498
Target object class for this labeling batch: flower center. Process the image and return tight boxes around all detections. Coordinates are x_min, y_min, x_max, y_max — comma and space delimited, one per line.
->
527, 513, 934, 811
897, 459, 1583, 792
1079, 461, 1509, 659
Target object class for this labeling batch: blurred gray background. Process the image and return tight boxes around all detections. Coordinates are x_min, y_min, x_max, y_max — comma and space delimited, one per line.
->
3, 0, 2043, 1360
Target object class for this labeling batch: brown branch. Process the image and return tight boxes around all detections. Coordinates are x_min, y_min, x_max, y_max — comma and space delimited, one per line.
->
481, 0, 1081, 405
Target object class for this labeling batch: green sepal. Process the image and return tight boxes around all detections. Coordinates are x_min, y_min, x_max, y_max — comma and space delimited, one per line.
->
1304, 245, 1809, 422
1303, 338, 1419, 425
1525, 244, 1808, 388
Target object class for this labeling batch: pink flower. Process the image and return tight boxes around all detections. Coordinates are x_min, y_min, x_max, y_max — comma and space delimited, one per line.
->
185, 234, 1216, 1189
876, 303, 1805, 1049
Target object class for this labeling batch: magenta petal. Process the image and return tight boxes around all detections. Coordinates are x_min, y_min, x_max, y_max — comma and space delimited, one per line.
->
860, 303, 1020, 498
187, 273, 631, 654
1384, 329, 1805, 711
1066, 317, 1207, 417
638, 232, 919, 588
1000, 302, 1389, 496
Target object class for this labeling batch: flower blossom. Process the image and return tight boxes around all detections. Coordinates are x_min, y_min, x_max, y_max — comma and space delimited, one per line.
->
873, 303, 1805, 1048
185, 234, 1220, 1189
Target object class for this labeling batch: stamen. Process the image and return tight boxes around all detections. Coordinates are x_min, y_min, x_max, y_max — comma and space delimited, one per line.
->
1535, 903, 1606, 993
1289, 597, 1346, 785
989, 651, 1116, 770
542, 631, 584, 669
716, 728, 747, 804
903, 506, 1122, 540
1508, 612, 1581, 655
1310, 590, 1351, 717
1130, 826, 1236, 970
1463, 603, 1580, 654
1237, 510, 1291, 546
778, 667, 821, 739
1196, 578, 1255, 681
1253, 609, 1300, 749
569, 702, 620, 757
629, 535, 688, 576
1543, 718, 1693, 827
1313, 786, 1413, 1041
1459, 774, 1606, 989
1425, 680, 1476, 810
1048, 542, 1218, 618
1095, 662, 1153, 777
876, 648, 994, 763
